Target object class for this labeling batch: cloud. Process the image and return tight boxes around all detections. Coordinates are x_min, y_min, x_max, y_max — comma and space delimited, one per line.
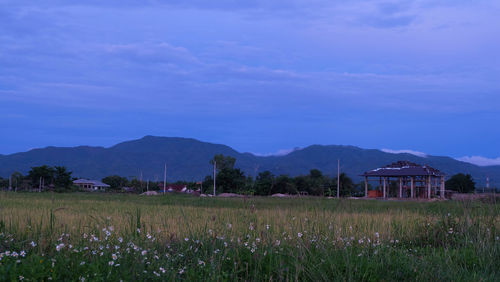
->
253, 147, 300, 157
381, 149, 428, 158
100, 42, 201, 65
456, 156, 500, 166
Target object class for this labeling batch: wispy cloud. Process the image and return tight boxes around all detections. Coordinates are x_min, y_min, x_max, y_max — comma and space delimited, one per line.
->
381, 149, 428, 158
457, 156, 500, 166
253, 148, 300, 157
0, 0, 499, 156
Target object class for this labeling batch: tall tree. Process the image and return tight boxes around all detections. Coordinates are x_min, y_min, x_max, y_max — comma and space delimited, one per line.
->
28, 165, 55, 188
10, 172, 24, 191
446, 173, 475, 193
216, 168, 246, 193
255, 171, 274, 195
54, 166, 73, 189
308, 169, 327, 196
274, 175, 297, 195
335, 173, 355, 196
210, 154, 236, 171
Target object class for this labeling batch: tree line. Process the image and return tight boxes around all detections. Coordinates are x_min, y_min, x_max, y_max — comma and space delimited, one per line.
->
0, 155, 480, 195
0, 165, 73, 191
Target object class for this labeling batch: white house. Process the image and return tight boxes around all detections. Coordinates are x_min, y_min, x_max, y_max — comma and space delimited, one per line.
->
73, 179, 110, 191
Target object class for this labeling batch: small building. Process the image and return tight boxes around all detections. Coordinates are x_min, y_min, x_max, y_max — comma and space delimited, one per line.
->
165, 184, 190, 193
362, 161, 445, 199
160, 184, 199, 195
73, 179, 110, 191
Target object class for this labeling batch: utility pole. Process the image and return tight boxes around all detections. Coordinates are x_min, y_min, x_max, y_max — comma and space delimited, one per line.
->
8, 174, 12, 190
486, 176, 490, 193
39, 177, 42, 193
140, 170, 143, 193
163, 163, 167, 194
147, 179, 149, 192
337, 159, 340, 199
213, 160, 216, 196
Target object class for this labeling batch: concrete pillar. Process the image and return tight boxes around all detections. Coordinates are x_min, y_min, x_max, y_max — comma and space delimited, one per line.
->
440, 176, 445, 199
383, 177, 387, 199
364, 176, 368, 198
410, 176, 415, 198
427, 175, 431, 199
399, 177, 403, 198
379, 177, 382, 197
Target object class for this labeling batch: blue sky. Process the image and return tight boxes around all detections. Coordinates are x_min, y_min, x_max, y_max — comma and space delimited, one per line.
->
1, 0, 499, 165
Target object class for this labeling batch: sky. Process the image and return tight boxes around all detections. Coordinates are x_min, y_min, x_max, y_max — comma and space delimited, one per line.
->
1, 0, 499, 165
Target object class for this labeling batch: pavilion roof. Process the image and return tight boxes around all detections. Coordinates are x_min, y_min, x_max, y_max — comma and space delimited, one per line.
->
362, 161, 445, 177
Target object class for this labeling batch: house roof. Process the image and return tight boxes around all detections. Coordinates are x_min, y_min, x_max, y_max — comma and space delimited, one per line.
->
73, 179, 110, 187
362, 161, 445, 177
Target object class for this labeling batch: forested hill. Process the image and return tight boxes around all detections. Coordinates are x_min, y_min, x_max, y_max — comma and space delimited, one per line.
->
0, 136, 497, 186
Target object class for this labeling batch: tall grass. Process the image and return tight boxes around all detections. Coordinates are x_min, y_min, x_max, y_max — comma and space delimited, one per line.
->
0, 192, 498, 281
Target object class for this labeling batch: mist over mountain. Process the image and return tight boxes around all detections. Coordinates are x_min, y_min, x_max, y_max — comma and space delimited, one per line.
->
0, 136, 497, 187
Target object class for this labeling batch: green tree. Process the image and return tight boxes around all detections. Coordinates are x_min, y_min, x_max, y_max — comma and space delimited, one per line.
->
335, 173, 355, 197
102, 175, 129, 190
202, 175, 214, 195
10, 172, 24, 191
308, 169, 327, 196
129, 179, 143, 193
53, 166, 73, 190
210, 154, 236, 171
274, 175, 297, 195
294, 176, 311, 195
28, 165, 55, 188
216, 168, 246, 193
0, 177, 7, 189
446, 173, 476, 193
254, 171, 274, 195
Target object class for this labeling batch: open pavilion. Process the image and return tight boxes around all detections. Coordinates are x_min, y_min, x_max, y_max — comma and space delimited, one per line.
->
362, 161, 445, 199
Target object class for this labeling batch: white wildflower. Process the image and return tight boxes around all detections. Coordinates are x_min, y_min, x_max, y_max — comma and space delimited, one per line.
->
56, 244, 64, 252
30, 241, 37, 247
109, 261, 114, 266
298, 232, 303, 238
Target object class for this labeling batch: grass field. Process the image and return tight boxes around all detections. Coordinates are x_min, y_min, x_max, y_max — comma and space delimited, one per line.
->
0, 192, 499, 281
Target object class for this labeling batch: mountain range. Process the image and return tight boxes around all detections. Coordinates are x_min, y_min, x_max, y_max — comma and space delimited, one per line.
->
0, 136, 498, 187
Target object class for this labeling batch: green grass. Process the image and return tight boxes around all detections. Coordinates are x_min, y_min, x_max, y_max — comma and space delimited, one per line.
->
0, 192, 498, 281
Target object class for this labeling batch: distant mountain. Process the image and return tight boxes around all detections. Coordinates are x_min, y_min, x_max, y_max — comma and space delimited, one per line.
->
0, 136, 498, 187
